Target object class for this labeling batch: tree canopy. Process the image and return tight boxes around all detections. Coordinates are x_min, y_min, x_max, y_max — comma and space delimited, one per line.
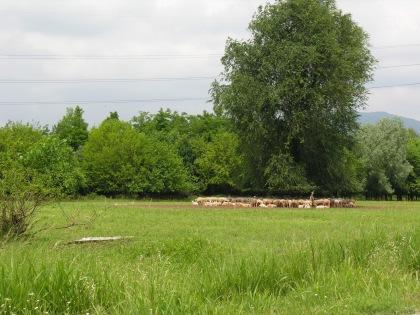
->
211, 0, 375, 194
81, 119, 190, 196
53, 106, 88, 151
357, 119, 413, 199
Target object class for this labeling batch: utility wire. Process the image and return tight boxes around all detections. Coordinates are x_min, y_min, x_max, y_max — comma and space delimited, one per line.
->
377, 63, 420, 69
0, 61, 418, 84
369, 82, 420, 89
0, 97, 209, 106
0, 82, 419, 106
0, 54, 223, 61
0, 42, 419, 61
0, 76, 216, 84
372, 43, 420, 49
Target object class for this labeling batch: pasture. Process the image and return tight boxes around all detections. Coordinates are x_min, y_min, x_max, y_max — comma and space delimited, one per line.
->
0, 200, 419, 314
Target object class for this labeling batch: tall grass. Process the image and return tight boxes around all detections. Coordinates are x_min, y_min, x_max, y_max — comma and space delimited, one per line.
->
0, 229, 418, 314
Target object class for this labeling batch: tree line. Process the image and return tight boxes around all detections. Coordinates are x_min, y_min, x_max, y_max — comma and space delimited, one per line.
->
0, 107, 418, 200
1, 0, 416, 200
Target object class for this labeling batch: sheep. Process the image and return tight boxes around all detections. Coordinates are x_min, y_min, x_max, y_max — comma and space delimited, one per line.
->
289, 200, 299, 208
195, 196, 355, 209
314, 199, 331, 208
330, 199, 343, 208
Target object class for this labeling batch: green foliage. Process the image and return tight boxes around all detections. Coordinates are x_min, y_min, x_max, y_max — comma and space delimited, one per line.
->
194, 131, 244, 192
265, 152, 314, 194
131, 109, 239, 193
105, 111, 120, 121
0, 160, 48, 238
0, 122, 43, 157
0, 122, 84, 197
406, 133, 420, 198
143, 138, 192, 194
82, 119, 149, 195
212, 0, 375, 194
23, 137, 85, 196
357, 119, 413, 197
82, 119, 190, 195
53, 106, 89, 151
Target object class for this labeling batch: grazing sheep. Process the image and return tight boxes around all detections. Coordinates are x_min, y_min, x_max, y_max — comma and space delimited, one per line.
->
274, 199, 285, 208
290, 200, 299, 208
330, 199, 343, 208
196, 197, 205, 205
314, 199, 331, 208
195, 196, 355, 209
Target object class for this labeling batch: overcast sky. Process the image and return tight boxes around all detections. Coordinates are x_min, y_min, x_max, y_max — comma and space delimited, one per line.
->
0, 0, 419, 126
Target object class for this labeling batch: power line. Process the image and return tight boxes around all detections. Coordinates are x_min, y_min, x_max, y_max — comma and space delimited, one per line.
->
369, 82, 420, 89
0, 82, 419, 106
0, 60, 418, 84
372, 43, 420, 49
0, 54, 223, 61
0, 97, 209, 106
0, 76, 216, 84
0, 44, 417, 64
377, 63, 420, 69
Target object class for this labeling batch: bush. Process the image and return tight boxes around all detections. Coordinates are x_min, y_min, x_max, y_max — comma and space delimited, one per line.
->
82, 119, 191, 196
23, 136, 86, 196
0, 164, 47, 239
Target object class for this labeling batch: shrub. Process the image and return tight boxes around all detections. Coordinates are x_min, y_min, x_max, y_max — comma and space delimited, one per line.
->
0, 164, 47, 239
23, 136, 86, 196
82, 119, 190, 196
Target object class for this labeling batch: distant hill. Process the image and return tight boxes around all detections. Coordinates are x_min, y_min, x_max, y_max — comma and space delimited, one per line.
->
358, 111, 420, 133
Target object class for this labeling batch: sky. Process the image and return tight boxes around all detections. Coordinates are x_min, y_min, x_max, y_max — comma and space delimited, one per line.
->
0, 0, 419, 126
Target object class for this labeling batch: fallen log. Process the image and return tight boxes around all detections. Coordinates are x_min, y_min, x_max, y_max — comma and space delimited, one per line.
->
67, 236, 134, 244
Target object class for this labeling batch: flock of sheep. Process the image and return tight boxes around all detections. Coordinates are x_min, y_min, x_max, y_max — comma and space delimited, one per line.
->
192, 197, 356, 209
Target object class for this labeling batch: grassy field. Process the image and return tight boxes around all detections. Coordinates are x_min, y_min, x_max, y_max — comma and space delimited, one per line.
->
0, 200, 419, 314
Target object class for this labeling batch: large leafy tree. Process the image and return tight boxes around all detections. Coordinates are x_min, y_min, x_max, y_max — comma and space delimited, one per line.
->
53, 106, 88, 151
211, 0, 375, 193
357, 119, 413, 199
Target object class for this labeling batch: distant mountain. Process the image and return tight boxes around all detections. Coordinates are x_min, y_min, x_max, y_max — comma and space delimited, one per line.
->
358, 111, 420, 133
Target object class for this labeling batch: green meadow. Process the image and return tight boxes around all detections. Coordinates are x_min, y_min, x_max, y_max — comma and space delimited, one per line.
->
0, 200, 419, 314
